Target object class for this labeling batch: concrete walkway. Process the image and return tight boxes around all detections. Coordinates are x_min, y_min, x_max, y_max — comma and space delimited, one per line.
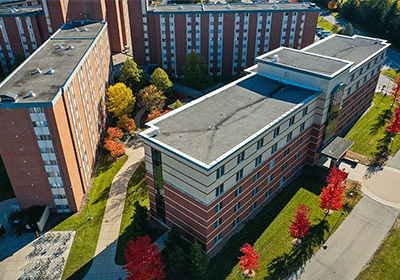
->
295, 159, 400, 280
83, 146, 144, 280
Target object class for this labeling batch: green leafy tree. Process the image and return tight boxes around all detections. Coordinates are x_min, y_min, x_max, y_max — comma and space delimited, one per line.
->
120, 58, 145, 93
138, 85, 166, 113
151, 68, 173, 93
183, 50, 212, 90
187, 240, 208, 279
172, 100, 183, 110
131, 201, 148, 237
339, 23, 354, 36
106, 83, 135, 118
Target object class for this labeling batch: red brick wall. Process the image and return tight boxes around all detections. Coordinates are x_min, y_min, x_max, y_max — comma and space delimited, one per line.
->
301, 11, 318, 48
269, 13, 283, 51
105, 0, 124, 52
129, 0, 146, 64
222, 13, 234, 76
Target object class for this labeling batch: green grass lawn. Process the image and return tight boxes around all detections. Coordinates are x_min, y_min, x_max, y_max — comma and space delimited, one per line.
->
318, 16, 338, 33
52, 156, 128, 280
381, 69, 400, 81
345, 94, 400, 157
114, 162, 150, 265
207, 167, 352, 280
357, 219, 400, 280
0, 155, 15, 202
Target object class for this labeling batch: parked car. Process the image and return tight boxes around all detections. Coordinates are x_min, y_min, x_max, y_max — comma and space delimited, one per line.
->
320, 30, 331, 38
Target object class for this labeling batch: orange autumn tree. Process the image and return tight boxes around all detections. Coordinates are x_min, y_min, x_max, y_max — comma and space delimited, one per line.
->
107, 127, 124, 140
104, 127, 125, 158
117, 115, 136, 133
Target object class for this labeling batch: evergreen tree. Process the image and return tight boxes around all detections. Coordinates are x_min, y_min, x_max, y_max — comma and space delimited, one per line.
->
151, 68, 173, 93
132, 201, 148, 237
167, 245, 187, 280
164, 225, 184, 253
120, 58, 145, 93
187, 240, 208, 279
340, 23, 354, 36
183, 50, 212, 90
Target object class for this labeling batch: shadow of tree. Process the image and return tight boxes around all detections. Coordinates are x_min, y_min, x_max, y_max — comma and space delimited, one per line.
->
265, 220, 330, 280
369, 108, 392, 136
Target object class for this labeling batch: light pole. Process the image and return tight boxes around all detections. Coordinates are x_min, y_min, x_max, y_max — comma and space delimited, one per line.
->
87, 197, 92, 221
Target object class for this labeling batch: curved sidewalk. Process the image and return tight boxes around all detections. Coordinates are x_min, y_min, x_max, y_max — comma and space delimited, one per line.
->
84, 146, 144, 280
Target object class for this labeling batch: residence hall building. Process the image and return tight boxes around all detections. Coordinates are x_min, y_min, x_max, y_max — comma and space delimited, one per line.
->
140, 34, 390, 254
130, 1, 320, 77
0, 21, 112, 213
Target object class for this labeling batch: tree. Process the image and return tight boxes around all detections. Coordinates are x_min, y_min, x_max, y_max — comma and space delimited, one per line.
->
339, 23, 354, 36
289, 205, 311, 242
106, 83, 135, 118
132, 201, 148, 237
138, 85, 166, 113
151, 68, 173, 93
107, 127, 124, 140
183, 50, 212, 90
187, 240, 208, 279
390, 76, 400, 106
238, 243, 260, 278
123, 235, 165, 280
104, 139, 125, 158
172, 100, 183, 110
146, 110, 171, 122
167, 245, 186, 279
164, 225, 184, 253
326, 168, 348, 188
386, 107, 400, 134
319, 183, 346, 214
117, 115, 136, 133
120, 58, 145, 93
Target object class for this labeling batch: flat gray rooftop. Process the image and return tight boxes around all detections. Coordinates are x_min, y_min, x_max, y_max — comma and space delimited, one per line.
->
0, 6, 42, 16
148, 2, 320, 13
305, 35, 389, 70
152, 74, 317, 165
320, 136, 354, 161
260, 48, 351, 76
0, 21, 105, 105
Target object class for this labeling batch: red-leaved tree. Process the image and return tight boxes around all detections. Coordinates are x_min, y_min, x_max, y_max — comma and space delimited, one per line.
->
390, 76, 400, 106
107, 127, 124, 140
238, 243, 260, 277
104, 139, 125, 158
289, 204, 311, 240
146, 109, 171, 122
117, 115, 136, 133
386, 106, 400, 134
326, 168, 348, 188
123, 235, 165, 280
319, 183, 346, 213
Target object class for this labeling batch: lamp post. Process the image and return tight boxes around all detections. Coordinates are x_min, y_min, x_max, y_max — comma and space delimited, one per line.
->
87, 197, 92, 221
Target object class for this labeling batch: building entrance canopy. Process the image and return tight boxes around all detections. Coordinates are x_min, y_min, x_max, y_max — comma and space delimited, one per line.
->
320, 136, 354, 161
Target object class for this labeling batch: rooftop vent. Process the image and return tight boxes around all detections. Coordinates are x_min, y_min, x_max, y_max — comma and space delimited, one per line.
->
375, 38, 379, 44
272, 54, 279, 63
302, 2, 306, 7
32, 68, 41, 74
28, 91, 36, 98
56, 44, 63, 50
10, 7, 18, 13
0, 92, 19, 103
47, 68, 55, 75
201, 4, 205, 11
67, 44, 74, 50
178, 5, 183, 10
82, 27, 88, 32
74, 27, 80, 32
272, 4, 278, 9
226, 4, 231, 9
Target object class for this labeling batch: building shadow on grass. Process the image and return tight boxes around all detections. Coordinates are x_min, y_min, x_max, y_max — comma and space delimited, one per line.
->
265, 219, 330, 280
369, 108, 392, 136
206, 166, 328, 280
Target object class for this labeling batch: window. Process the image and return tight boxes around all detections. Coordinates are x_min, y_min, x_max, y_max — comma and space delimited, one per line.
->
253, 172, 260, 183
237, 151, 245, 164
356, 81, 360, 89
292, 166, 299, 174
255, 155, 262, 167
286, 132, 292, 143
273, 127, 280, 138
214, 233, 222, 245
53, 194, 67, 199
289, 116, 295, 126
236, 169, 244, 181
37, 135, 52, 141
233, 217, 240, 228
271, 143, 278, 155
250, 202, 257, 212
215, 184, 224, 197
252, 186, 259, 197
350, 73, 355, 82
268, 174, 274, 183
269, 159, 275, 169
216, 165, 225, 179
257, 138, 264, 150
284, 148, 290, 157
282, 162, 288, 171
297, 137, 303, 146
280, 176, 286, 186
215, 201, 223, 213
295, 152, 300, 160
360, 68, 363, 75
265, 189, 272, 199
233, 201, 241, 212
302, 107, 308, 117
235, 186, 242, 197
215, 217, 223, 229
300, 122, 305, 132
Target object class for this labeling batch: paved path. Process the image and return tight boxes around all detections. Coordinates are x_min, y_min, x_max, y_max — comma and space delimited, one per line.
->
84, 146, 144, 280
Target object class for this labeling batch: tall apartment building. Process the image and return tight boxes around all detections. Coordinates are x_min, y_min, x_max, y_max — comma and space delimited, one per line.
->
140, 34, 389, 254
0, 0, 130, 74
0, 21, 112, 213
129, 1, 320, 77
0, 6, 50, 73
